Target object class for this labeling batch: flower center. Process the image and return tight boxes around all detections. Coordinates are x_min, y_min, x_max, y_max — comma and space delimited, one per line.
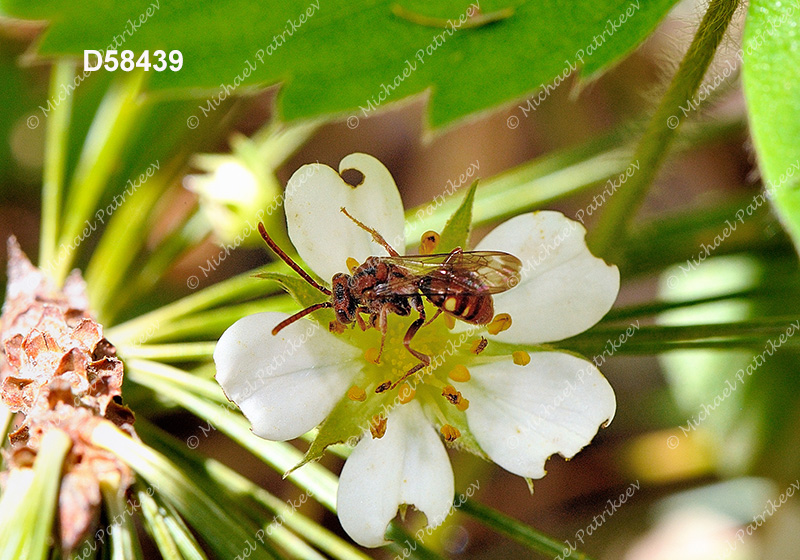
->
336, 299, 503, 442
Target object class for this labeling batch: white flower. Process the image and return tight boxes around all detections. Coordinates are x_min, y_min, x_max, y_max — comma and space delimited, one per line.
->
214, 153, 619, 547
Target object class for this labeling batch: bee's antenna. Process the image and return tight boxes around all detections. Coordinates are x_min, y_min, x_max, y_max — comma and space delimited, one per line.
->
271, 302, 333, 335
258, 222, 332, 296
340, 207, 400, 257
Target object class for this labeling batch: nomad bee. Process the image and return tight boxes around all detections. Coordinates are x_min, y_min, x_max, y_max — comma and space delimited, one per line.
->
258, 208, 522, 390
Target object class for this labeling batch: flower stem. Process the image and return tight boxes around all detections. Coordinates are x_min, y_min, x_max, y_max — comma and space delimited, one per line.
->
39, 62, 76, 270
600, 287, 772, 321
589, 0, 741, 259
407, 144, 630, 243
460, 498, 594, 560
126, 359, 228, 403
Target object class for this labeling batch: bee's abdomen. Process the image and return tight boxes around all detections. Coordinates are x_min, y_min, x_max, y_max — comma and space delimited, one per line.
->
421, 277, 494, 324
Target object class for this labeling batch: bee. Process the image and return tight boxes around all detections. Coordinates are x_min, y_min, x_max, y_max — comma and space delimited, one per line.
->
258, 208, 522, 391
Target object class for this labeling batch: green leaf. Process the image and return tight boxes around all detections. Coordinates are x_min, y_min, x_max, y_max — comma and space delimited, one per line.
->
0, 430, 71, 560
742, 0, 800, 252
100, 477, 144, 560
0, 0, 678, 127
91, 423, 279, 560
437, 180, 478, 252
460, 498, 596, 560
137, 484, 208, 560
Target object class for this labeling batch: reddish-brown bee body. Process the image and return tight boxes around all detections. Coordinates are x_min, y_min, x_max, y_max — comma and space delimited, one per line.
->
257, 210, 522, 391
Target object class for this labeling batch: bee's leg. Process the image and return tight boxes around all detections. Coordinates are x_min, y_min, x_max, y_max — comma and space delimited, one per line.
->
395, 300, 432, 388
375, 305, 391, 363
354, 307, 372, 331
340, 207, 400, 257
444, 247, 463, 263
422, 308, 443, 327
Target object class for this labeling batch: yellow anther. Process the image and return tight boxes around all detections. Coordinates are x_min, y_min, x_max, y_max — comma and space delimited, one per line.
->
470, 337, 488, 355
364, 347, 381, 364
398, 383, 416, 403
376, 380, 392, 393
370, 414, 387, 439
347, 385, 366, 401
487, 313, 512, 335
456, 398, 470, 412
512, 351, 531, 366
441, 424, 461, 442
419, 231, 440, 255
448, 364, 471, 382
346, 257, 360, 273
444, 313, 456, 330
442, 385, 467, 409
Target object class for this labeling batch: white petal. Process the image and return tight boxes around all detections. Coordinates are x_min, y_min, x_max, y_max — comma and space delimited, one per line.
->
456, 352, 615, 479
214, 312, 361, 441
285, 153, 405, 280
476, 212, 619, 343
336, 401, 454, 548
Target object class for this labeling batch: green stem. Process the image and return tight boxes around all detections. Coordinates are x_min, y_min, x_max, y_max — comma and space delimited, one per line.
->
460, 499, 594, 560
91, 423, 278, 560
589, 0, 740, 259
551, 316, 800, 358
118, 342, 217, 362
106, 262, 283, 344
104, 213, 210, 322
99, 476, 144, 560
136, 485, 205, 560
126, 359, 228, 403
125, 366, 340, 509
599, 286, 792, 321
136, 297, 295, 343
53, 71, 146, 284
39, 62, 76, 270
621, 194, 784, 278
567, 337, 772, 354
407, 145, 630, 243
85, 158, 184, 321
135, 420, 373, 560
9, 430, 72, 560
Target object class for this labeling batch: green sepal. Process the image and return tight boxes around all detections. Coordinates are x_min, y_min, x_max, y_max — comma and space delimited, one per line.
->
255, 271, 337, 335
437, 180, 478, 252
428, 394, 488, 460
254, 271, 326, 308
290, 366, 398, 472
